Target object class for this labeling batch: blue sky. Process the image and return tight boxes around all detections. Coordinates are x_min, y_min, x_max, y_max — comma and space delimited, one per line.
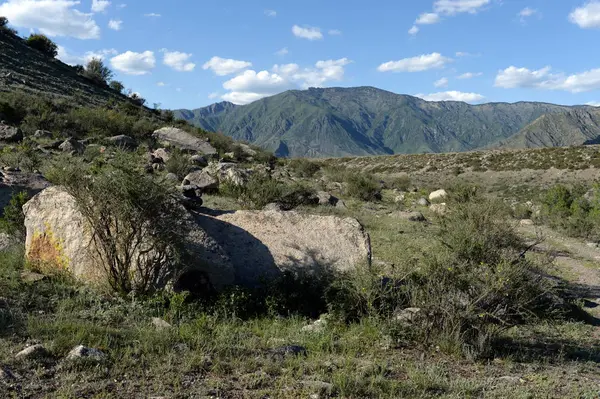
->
1, 0, 600, 109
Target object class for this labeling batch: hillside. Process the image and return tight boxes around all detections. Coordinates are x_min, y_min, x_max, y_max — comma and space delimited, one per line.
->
0, 30, 132, 106
500, 108, 600, 148
175, 87, 590, 158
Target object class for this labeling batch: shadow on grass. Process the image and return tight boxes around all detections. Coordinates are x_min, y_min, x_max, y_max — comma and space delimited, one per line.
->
492, 335, 600, 363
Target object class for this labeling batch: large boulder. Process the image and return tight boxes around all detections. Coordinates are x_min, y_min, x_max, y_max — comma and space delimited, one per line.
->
152, 127, 217, 155
107, 135, 137, 150
429, 189, 447, 202
58, 137, 85, 154
23, 188, 371, 291
0, 123, 22, 142
183, 170, 219, 191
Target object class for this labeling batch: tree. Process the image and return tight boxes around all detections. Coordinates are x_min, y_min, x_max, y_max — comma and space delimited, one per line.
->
0, 16, 8, 27
84, 58, 113, 86
25, 34, 58, 58
129, 92, 146, 106
0, 16, 18, 35
109, 80, 125, 93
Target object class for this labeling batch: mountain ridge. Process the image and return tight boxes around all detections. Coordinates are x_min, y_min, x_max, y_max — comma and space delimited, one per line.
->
175, 86, 594, 158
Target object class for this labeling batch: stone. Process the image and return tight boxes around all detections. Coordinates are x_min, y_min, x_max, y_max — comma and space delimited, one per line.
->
429, 203, 447, 215
165, 173, 178, 181
190, 154, 208, 167
152, 148, 170, 163
519, 219, 535, 226
15, 344, 47, 360
336, 199, 347, 209
58, 137, 84, 154
21, 271, 46, 283
394, 307, 421, 323
66, 345, 106, 361
394, 193, 405, 203
264, 203, 285, 212
429, 189, 447, 202
302, 316, 328, 333
586, 242, 599, 249
390, 211, 426, 222
152, 127, 217, 155
223, 167, 248, 187
316, 191, 339, 206
417, 197, 430, 207
183, 170, 219, 192
107, 135, 137, 149
34, 130, 52, 138
0, 123, 23, 142
151, 317, 172, 330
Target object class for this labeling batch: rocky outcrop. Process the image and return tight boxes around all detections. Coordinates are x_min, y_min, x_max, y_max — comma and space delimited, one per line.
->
107, 135, 137, 149
0, 123, 22, 142
183, 170, 219, 191
152, 127, 217, 155
58, 137, 85, 154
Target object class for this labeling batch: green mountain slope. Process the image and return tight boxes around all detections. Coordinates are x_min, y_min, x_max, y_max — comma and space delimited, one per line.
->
500, 108, 600, 148
175, 87, 587, 158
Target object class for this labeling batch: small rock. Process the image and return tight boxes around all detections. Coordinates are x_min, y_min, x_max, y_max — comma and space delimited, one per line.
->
151, 317, 172, 330
15, 344, 47, 360
300, 380, 334, 396
183, 170, 219, 192
302, 317, 328, 333
20, 271, 46, 283
264, 203, 285, 212
390, 211, 426, 222
34, 130, 52, 138
430, 203, 447, 215
394, 307, 421, 323
165, 173, 178, 181
190, 154, 208, 167
429, 189, 447, 201
519, 219, 534, 226
335, 199, 347, 209
317, 191, 339, 206
0, 123, 23, 142
58, 137, 84, 154
66, 345, 106, 361
417, 197, 430, 207
152, 148, 170, 163
107, 135, 137, 149
394, 193, 405, 203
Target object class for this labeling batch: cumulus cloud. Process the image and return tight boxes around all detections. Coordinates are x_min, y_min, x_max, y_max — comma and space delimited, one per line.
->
518, 7, 538, 23
433, 0, 491, 15
0, 0, 100, 39
264, 9, 276, 17
292, 25, 323, 40
108, 19, 122, 31
203, 56, 252, 76
586, 101, 600, 106
91, 0, 110, 13
377, 53, 452, 73
275, 47, 289, 56
162, 50, 196, 72
495, 66, 600, 93
110, 51, 155, 75
458, 72, 483, 79
569, 1, 600, 29
416, 12, 440, 24
57, 46, 117, 65
408, 25, 419, 35
434, 77, 449, 88
208, 92, 220, 99
415, 91, 485, 103
221, 58, 352, 104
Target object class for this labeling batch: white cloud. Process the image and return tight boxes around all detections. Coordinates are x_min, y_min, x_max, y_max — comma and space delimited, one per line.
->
144, 13, 161, 17
157, 82, 167, 87
91, 0, 110, 13
108, 19, 122, 31
0, 0, 100, 39
434, 77, 449, 88
203, 56, 252, 76
377, 53, 452, 73
57, 46, 117, 65
458, 72, 483, 79
415, 91, 485, 103
110, 51, 155, 75
433, 0, 491, 15
292, 25, 323, 40
221, 58, 352, 104
416, 12, 440, 24
208, 92, 220, 99
264, 9, 276, 17
518, 7, 538, 23
455, 51, 477, 57
569, 1, 600, 29
275, 47, 289, 56
495, 66, 600, 93
328, 29, 342, 35
586, 101, 600, 106
408, 25, 419, 35
162, 50, 196, 72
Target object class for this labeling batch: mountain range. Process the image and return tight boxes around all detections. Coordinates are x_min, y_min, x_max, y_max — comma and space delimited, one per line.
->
175, 87, 599, 158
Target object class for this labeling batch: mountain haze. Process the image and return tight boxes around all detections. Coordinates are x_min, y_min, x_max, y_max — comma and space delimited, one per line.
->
175, 87, 592, 158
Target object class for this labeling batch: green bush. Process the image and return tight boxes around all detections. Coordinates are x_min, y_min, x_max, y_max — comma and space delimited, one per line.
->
346, 173, 382, 201
220, 175, 283, 209
83, 58, 113, 86
109, 81, 125, 93
540, 184, 600, 239
0, 191, 28, 239
385, 175, 411, 191
288, 158, 321, 178
165, 149, 191, 180
25, 34, 58, 58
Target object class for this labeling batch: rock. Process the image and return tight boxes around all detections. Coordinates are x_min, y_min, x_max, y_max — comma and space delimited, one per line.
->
302, 316, 328, 333
429, 189, 447, 202
223, 152, 235, 160
417, 197, 430, 207
264, 203, 285, 212
394, 193, 405, 203
429, 203, 447, 215
336, 199, 347, 209
586, 242, 599, 249
107, 135, 137, 149
34, 130, 52, 138
152, 163, 165, 171
58, 137, 84, 154
239, 143, 257, 156
190, 154, 208, 167
165, 173, 178, 181
66, 345, 106, 361
152, 148, 170, 163
152, 127, 217, 155
223, 167, 248, 187
519, 219, 534, 226
394, 307, 421, 323
390, 211, 426, 222
317, 191, 339, 206
0, 123, 22, 142
179, 184, 203, 199
15, 344, 47, 360
268, 345, 307, 359
151, 317, 172, 330
183, 170, 219, 192
21, 270, 46, 283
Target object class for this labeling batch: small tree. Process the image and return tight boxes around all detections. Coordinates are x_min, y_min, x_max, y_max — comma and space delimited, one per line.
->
0, 16, 8, 28
0, 17, 17, 35
84, 58, 113, 86
109, 80, 125, 93
162, 109, 175, 123
25, 34, 58, 58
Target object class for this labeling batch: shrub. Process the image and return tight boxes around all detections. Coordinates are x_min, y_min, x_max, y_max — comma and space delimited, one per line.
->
83, 58, 113, 86
220, 175, 283, 209
165, 149, 191, 180
346, 173, 382, 201
45, 153, 190, 295
385, 175, 411, 191
109, 81, 125, 93
0, 191, 28, 239
288, 158, 321, 178
0, 16, 17, 35
162, 110, 175, 123
25, 34, 58, 58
